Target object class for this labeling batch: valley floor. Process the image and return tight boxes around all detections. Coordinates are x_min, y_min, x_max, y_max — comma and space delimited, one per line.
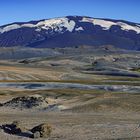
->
0, 48, 140, 139
1, 110, 140, 140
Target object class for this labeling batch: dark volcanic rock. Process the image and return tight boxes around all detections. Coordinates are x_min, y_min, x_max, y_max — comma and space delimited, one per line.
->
31, 123, 52, 138
1, 95, 48, 109
2, 121, 25, 135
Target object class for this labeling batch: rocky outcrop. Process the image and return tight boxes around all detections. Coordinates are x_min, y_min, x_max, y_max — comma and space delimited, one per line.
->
1, 121, 52, 139
1, 121, 26, 135
31, 123, 52, 138
1, 95, 48, 109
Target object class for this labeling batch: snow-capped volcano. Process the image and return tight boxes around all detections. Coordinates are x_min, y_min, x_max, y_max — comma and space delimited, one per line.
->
1, 16, 140, 34
0, 16, 140, 50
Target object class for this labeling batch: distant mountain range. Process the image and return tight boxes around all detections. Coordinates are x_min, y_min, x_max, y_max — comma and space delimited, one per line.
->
0, 16, 140, 50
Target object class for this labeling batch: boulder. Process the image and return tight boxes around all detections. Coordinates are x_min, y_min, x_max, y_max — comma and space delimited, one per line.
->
2, 121, 25, 134
31, 123, 52, 138
33, 131, 41, 138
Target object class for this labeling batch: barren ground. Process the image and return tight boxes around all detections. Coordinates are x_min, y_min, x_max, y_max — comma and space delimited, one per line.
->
0, 49, 140, 139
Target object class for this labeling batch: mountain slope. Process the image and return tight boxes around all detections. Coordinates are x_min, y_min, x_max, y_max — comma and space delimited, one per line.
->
0, 16, 140, 50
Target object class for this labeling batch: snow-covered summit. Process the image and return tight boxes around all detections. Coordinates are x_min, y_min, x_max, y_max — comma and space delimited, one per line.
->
0, 16, 140, 34
0, 16, 140, 50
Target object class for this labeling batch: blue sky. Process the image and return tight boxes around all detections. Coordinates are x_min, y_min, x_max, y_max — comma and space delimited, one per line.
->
0, 0, 140, 25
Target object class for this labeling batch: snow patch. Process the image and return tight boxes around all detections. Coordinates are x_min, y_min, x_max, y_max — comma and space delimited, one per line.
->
117, 22, 140, 33
1, 24, 21, 33
81, 18, 116, 30
93, 19, 116, 30
39, 18, 76, 32
82, 17, 94, 23
21, 23, 35, 28
35, 28, 42, 32
63, 20, 75, 32
75, 27, 84, 31
81, 17, 140, 33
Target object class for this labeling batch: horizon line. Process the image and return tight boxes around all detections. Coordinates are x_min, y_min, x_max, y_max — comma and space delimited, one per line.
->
0, 15, 140, 27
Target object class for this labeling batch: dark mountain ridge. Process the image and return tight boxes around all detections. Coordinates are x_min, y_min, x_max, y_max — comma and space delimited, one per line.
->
0, 16, 140, 50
